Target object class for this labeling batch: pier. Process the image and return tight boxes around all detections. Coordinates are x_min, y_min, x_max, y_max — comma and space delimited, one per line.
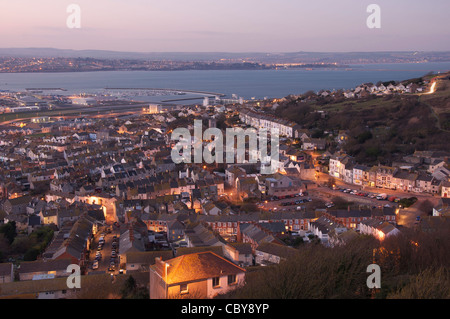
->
104, 87, 226, 97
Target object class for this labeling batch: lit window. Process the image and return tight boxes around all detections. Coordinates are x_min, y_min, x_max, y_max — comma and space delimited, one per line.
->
180, 284, 188, 294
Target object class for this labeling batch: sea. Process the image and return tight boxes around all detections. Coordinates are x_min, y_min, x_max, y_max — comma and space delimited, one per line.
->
0, 62, 449, 104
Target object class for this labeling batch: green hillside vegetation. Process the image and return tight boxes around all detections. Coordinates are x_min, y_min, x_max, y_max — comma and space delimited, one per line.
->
274, 72, 450, 165
218, 221, 450, 299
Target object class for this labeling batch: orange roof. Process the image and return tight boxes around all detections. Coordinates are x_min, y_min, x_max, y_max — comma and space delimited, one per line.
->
158, 251, 245, 285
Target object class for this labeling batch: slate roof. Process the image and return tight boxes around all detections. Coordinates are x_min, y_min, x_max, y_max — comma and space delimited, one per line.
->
18, 258, 72, 275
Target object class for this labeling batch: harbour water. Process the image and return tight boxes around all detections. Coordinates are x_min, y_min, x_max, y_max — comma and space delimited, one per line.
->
0, 62, 449, 102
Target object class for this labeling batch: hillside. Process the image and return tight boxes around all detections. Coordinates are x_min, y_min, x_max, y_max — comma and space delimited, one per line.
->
274, 71, 450, 165
218, 220, 450, 299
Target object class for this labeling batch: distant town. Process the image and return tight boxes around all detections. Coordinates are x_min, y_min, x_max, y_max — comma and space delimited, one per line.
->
1, 49, 450, 73
0, 56, 346, 73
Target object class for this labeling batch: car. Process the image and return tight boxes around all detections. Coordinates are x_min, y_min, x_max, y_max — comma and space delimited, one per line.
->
111, 252, 117, 258
92, 261, 99, 270
325, 202, 335, 208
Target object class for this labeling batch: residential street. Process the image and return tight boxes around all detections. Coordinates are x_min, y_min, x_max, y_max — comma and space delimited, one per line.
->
87, 225, 121, 275
308, 172, 441, 227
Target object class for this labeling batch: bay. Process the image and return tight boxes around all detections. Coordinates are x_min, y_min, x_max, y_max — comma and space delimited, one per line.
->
0, 62, 449, 102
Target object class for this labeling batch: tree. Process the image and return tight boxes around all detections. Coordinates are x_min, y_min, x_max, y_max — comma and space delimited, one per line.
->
388, 267, 450, 299
120, 275, 149, 299
121, 275, 137, 297
11, 236, 34, 254
327, 177, 336, 188
23, 247, 40, 261
0, 221, 17, 245
0, 233, 10, 262
418, 200, 434, 215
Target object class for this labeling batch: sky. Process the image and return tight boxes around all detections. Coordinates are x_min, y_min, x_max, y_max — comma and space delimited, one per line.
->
0, 0, 449, 52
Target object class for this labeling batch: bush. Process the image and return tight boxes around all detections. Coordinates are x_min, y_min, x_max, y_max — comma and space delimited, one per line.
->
23, 247, 40, 261
399, 197, 418, 208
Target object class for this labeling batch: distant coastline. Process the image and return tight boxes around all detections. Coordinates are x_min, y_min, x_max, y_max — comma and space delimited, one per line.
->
0, 58, 347, 74
1, 48, 450, 74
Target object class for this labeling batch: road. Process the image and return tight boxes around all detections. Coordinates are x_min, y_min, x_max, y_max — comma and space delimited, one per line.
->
310, 172, 440, 227
258, 170, 439, 228
87, 225, 121, 275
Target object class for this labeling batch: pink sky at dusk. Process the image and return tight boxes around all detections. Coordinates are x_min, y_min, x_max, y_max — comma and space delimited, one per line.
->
0, 0, 449, 52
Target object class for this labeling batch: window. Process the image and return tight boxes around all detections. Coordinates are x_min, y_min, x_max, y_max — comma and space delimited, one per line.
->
180, 284, 188, 294
212, 277, 220, 288
228, 274, 237, 285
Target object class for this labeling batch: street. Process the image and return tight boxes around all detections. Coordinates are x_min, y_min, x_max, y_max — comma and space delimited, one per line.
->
311, 172, 440, 227
87, 225, 122, 275
258, 170, 440, 229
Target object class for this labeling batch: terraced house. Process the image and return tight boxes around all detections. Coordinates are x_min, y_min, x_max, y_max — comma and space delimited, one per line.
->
239, 108, 297, 137
149, 252, 246, 299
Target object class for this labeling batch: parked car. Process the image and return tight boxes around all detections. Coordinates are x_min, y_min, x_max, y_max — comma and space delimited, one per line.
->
376, 193, 388, 200
179, 241, 188, 247
325, 202, 335, 208
92, 261, 99, 270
